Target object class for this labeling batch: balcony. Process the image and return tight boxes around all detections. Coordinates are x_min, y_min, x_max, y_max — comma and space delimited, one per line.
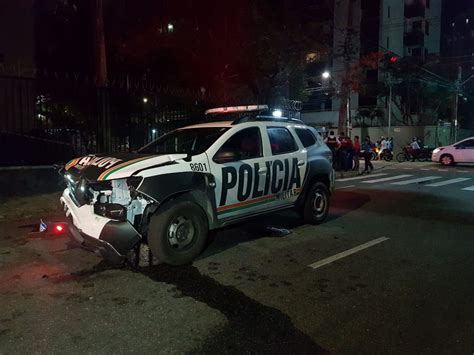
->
405, 1, 425, 18
404, 30, 425, 46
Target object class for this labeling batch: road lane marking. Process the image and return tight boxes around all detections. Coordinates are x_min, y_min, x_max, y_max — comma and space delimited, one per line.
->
402, 167, 414, 170
437, 169, 449, 172
308, 237, 390, 270
336, 173, 387, 182
425, 178, 472, 187
391, 176, 442, 185
462, 186, 474, 191
336, 185, 355, 190
362, 174, 413, 184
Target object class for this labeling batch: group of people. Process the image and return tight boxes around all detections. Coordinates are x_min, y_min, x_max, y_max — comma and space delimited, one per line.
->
324, 131, 355, 171
375, 136, 394, 160
323, 131, 394, 174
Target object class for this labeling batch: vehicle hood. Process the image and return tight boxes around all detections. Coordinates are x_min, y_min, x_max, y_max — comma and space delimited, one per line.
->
64, 153, 187, 181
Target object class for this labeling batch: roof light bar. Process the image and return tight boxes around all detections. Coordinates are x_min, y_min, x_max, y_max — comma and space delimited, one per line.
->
205, 105, 269, 115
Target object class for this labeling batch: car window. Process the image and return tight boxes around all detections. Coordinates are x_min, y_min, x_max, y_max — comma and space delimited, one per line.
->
267, 127, 298, 155
457, 139, 474, 148
295, 128, 316, 148
139, 127, 229, 155
214, 127, 262, 162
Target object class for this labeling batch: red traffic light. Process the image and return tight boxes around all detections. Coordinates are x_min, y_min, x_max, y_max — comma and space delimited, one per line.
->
389, 56, 398, 63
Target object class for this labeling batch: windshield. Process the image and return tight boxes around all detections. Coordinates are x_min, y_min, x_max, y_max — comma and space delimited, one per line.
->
138, 127, 229, 155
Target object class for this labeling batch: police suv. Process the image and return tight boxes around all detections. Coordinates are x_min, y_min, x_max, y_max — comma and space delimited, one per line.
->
60, 106, 334, 265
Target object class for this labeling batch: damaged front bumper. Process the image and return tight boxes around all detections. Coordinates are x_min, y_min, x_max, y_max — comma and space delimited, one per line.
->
60, 188, 141, 264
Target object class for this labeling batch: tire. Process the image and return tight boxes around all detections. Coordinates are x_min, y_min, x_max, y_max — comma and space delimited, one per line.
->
396, 152, 407, 162
147, 200, 209, 265
303, 181, 330, 225
440, 154, 454, 166
370, 152, 377, 161
383, 153, 393, 161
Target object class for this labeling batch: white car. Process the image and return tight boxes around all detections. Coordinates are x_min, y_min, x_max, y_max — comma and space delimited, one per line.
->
432, 137, 474, 166
60, 106, 335, 265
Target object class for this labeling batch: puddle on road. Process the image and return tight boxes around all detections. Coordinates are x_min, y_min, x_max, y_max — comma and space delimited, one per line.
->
140, 264, 327, 353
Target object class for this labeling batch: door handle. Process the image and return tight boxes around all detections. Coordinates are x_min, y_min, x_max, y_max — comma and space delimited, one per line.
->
297, 160, 305, 167
258, 167, 268, 175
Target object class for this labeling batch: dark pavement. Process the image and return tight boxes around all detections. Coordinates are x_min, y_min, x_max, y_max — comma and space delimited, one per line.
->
0, 161, 473, 354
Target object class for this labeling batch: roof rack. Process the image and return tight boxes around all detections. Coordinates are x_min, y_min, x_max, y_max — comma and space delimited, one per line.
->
232, 115, 304, 125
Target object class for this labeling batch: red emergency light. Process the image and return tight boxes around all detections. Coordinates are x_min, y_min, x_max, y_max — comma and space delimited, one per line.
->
54, 224, 65, 234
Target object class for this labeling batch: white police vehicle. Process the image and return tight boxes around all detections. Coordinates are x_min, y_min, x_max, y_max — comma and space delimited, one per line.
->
60, 106, 335, 265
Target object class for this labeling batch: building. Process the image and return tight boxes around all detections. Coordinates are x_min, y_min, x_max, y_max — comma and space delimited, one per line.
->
380, 0, 442, 60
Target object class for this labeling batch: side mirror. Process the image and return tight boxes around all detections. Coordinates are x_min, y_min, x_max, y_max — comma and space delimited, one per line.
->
213, 150, 241, 164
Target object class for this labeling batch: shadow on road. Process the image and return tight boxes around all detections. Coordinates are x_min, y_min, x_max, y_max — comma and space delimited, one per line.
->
199, 190, 371, 261
139, 264, 328, 353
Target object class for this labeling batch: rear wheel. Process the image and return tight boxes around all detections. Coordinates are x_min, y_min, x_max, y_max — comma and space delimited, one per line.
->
148, 200, 208, 265
303, 182, 330, 225
440, 154, 454, 166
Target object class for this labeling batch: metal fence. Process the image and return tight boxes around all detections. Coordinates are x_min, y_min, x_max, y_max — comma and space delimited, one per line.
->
0, 72, 204, 165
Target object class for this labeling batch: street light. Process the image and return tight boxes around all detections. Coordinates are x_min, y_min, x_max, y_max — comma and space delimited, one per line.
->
322, 71, 331, 80
152, 129, 157, 134
143, 97, 148, 103
167, 23, 174, 32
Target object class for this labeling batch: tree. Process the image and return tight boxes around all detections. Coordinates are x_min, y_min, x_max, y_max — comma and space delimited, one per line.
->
382, 56, 454, 126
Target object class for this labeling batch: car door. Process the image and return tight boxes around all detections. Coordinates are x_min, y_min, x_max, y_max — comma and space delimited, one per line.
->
209, 126, 268, 220
455, 139, 474, 162
261, 126, 307, 210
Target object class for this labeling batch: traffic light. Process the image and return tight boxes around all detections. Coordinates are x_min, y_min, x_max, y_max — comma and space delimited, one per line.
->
389, 56, 398, 63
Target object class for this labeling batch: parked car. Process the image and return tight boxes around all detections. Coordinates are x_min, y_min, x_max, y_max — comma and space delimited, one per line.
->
59, 106, 335, 265
431, 137, 474, 166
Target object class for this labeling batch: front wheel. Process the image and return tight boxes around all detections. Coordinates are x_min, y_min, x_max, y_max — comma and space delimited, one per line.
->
303, 182, 330, 225
148, 200, 209, 265
440, 154, 454, 166
396, 152, 407, 162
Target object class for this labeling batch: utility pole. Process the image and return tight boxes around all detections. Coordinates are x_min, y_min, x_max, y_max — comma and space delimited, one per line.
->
388, 82, 392, 137
93, 0, 110, 152
453, 65, 462, 143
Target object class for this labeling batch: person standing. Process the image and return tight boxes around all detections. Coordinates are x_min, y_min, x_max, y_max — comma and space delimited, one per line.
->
362, 136, 374, 173
410, 137, 421, 162
324, 131, 340, 168
353, 135, 361, 171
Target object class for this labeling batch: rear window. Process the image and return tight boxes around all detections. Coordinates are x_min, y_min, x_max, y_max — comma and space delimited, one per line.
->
267, 127, 298, 155
295, 128, 317, 148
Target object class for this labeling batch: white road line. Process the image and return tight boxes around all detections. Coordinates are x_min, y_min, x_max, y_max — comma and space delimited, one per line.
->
336, 173, 387, 182
391, 176, 442, 185
308, 237, 390, 270
336, 185, 356, 190
462, 186, 474, 191
425, 178, 472, 187
362, 174, 413, 184
437, 169, 449, 172
421, 168, 430, 171
402, 167, 414, 170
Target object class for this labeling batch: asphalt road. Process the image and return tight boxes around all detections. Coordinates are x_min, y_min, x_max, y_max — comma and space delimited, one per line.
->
0, 161, 473, 354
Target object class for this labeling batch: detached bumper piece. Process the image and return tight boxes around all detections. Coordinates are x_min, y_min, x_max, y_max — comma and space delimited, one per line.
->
67, 216, 141, 265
